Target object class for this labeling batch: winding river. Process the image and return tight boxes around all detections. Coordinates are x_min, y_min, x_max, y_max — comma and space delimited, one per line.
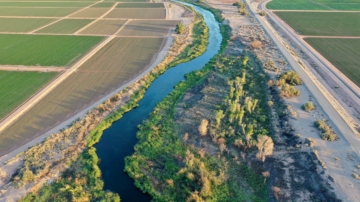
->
95, 2, 222, 201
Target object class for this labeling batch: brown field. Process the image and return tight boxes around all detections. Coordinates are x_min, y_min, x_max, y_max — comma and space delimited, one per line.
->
0, 37, 164, 156
118, 20, 179, 36
35, 19, 93, 34
104, 8, 166, 19
69, 8, 110, 18
0, 7, 80, 17
79, 19, 127, 35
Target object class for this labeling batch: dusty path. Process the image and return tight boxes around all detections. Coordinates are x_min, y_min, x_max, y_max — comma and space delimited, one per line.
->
0, 66, 65, 72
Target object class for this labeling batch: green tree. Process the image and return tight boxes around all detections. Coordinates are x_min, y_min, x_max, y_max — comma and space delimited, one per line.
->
175, 23, 186, 34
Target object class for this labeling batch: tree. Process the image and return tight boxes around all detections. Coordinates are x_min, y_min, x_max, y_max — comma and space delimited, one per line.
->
241, 56, 249, 66
214, 110, 225, 126
256, 135, 274, 162
175, 23, 186, 34
259, 11, 266, 16
198, 119, 209, 136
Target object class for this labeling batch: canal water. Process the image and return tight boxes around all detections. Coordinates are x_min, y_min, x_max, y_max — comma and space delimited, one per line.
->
95, 2, 222, 201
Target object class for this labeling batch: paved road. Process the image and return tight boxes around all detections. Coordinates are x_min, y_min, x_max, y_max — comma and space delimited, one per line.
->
246, 0, 360, 157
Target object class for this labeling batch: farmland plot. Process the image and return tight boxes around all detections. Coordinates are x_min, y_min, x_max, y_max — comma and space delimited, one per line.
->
118, 20, 179, 36
105, 0, 149, 2
105, 8, 166, 19
79, 19, 127, 35
35, 19, 93, 34
274, 12, 360, 36
0, 37, 164, 156
70, 8, 111, 18
0, 71, 57, 119
0, 2, 93, 7
266, 0, 329, 10
0, 18, 55, 32
0, 34, 104, 66
0, 7, 80, 17
305, 38, 360, 87
91, 2, 116, 7
116, 3, 164, 8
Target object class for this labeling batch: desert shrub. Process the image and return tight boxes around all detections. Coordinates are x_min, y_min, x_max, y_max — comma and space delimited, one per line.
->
302, 102, 315, 112
251, 40, 263, 49
277, 70, 302, 86
175, 22, 186, 34
280, 84, 300, 97
259, 11, 266, 16
352, 173, 360, 180
314, 120, 338, 141
256, 135, 274, 162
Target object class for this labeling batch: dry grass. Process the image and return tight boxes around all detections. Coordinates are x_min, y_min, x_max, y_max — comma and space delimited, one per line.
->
118, 20, 179, 37
79, 19, 127, 35
0, 37, 164, 157
105, 8, 166, 19
70, 8, 110, 18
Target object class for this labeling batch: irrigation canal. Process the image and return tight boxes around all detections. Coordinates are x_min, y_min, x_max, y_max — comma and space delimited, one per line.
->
95, 2, 222, 201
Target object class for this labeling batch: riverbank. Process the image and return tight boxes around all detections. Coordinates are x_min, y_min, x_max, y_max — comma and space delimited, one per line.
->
0, 4, 210, 201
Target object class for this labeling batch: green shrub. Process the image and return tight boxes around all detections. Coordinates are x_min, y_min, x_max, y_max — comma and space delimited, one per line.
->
277, 70, 302, 86
175, 22, 186, 34
280, 84, 300, 97
302, 102, 315, 112
314, 120, 338, 141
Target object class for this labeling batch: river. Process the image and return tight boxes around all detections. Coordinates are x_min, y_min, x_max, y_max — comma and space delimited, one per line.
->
95, 2, 222, 201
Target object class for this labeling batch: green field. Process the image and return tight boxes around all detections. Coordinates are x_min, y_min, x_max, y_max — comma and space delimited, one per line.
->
0, 71, 57, 119
0, 2, 93, 7
0, 18, 55, 32
35, 19, 93, 34
305, 38, 360, 87
91, 2, 115, 7
267, 0, 360, 10
105, 0, 149, 2
266, 0, 330, 10
116, 3, 164, 8
275, 12, 360, 36
0, 37, 164, 155
324, 3, 360, 10
105, 8, 166, 19
118, 20, 179, 36
0, 7, 80, 17
0, 34, 104, 66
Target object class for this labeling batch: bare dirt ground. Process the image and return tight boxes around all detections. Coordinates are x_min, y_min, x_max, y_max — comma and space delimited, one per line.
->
207, 0, 360, 201
0, 66, 65, 72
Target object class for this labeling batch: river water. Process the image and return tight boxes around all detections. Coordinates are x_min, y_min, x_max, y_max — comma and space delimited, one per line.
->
95, 3, 222, 201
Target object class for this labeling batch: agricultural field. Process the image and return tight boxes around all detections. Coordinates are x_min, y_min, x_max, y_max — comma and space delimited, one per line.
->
79, 19, 127, 35
267, 0, 360, 10
118, 20, 179, 37
104, 0, 149, 2
116, 3, 164, 8
0, 18, 55, 32
70, 8, 110, 18
274, 12, 360, 36
0, 71, 57, 120
35, 19, 93, 34
105, 8, 166, 19
91, 2, 116, 7
0, 7, 80, 17
305, 38, 360, 87
0, 34, 104, 66
0, 1, 93, 7
0, 37, 164, 156
266, 0, 330, 10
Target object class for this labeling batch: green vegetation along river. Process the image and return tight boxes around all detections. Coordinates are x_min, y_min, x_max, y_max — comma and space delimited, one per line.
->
95, 2, 222, 201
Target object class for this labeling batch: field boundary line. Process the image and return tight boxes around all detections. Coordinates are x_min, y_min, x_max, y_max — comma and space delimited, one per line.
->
74, 2, 118, 34
27, 0, 103, 34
